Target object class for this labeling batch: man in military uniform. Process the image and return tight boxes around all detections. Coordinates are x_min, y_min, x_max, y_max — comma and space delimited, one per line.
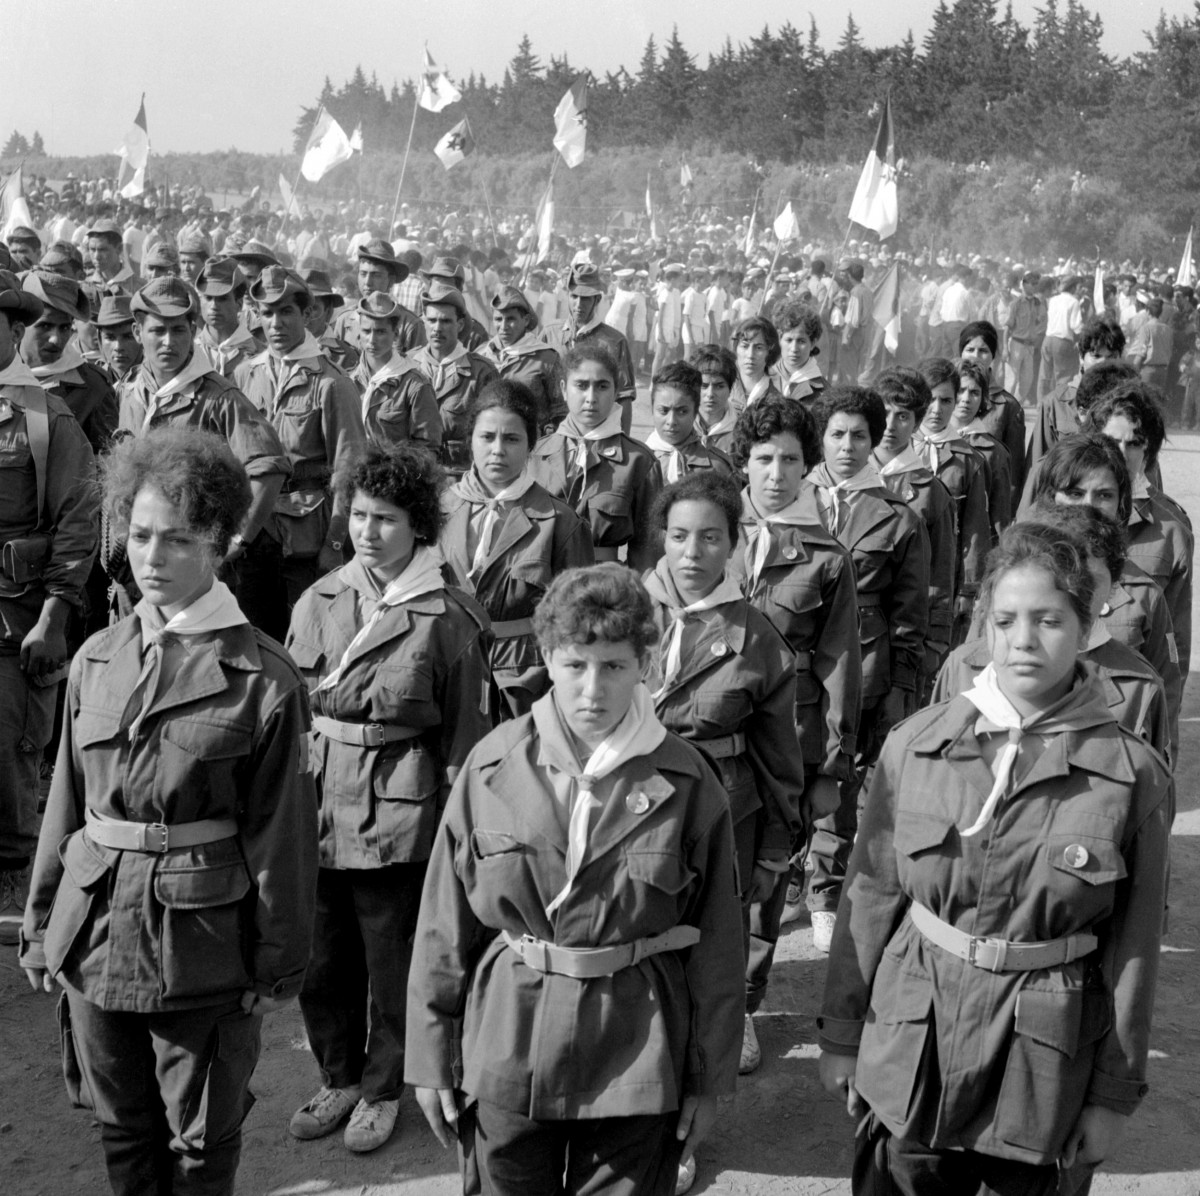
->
93, 290, 143, 386
0, 271, 96, 944
196, 258, 261, 379
418, 255, 488, 350
176, 229, 211, 285
479, 285, 563, 432
85, 218, 137, 292
118, 275, 293, 637
235, 266, 366, 608
142, 241, 180, 279
300, 266, 359, 373
405, 280, 498, 476
334, 240, 425, 354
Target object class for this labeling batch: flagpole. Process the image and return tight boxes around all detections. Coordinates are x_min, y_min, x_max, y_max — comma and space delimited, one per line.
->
389, 93, 421, 237
756, 198, 789, 314
480, 179, 498, 248
282, 105, 322, 240
520, 152, 560, 289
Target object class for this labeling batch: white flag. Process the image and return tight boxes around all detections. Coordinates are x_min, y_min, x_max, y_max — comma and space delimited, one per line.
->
773, 202, 800, 242
535, 182, 554, 263
350, 123, 364, 153
434, 119, 475, 171
279, 173, 299, 218
301, 108, 354, 182
0, 166, 34, 240
553, 77, 588, 169
849, 95, 899, 240
115, 96, 150, 199
1177, 227, 1195, 288
743, 207, 756, 257
645, 174, 659, 240
1093, 263, 1106, 313
680, 161, 693, 188
420, 46, 462, 113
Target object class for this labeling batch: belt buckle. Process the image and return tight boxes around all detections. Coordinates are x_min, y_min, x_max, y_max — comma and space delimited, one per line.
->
363, 723, 385, 748
968, 936, 1006, 972
142, 823, 169, 852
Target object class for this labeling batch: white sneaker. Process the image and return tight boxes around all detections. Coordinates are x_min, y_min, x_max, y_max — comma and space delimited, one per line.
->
739, 1012, 761, 1074
779, 879, 805, 926
811, 910, 836, 954
289, 1085, 360, 1140
343, 1097, 399, 1152
675, 1153, 697, 1194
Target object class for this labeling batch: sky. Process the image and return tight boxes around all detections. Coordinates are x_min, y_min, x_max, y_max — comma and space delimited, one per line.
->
3, 0, 1190, 156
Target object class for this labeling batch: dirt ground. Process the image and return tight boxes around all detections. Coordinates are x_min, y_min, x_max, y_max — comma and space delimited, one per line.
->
2, 422, 1199, 1196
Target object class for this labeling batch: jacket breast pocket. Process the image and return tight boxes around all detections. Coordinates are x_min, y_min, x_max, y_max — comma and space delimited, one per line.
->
995, 986, 1110, 1155
159, 718, 254, 803
154, 859, 253, 999
43, 830, 114, 977
693, 690, 752, 735
893, 810, 956, 860
508, 557, 552, 594
274, 399, 322, 452
374, 663, 435, 726
586, 491, 633, 546
618, 848, 695, 927
286, 639, 325, 683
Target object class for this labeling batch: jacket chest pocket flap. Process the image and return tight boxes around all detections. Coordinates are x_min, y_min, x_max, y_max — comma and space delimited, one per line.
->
625, 849, 694, 895
1046, 835, 1126, 887
893, 810, 956, 859
160, 718, 254, 761
586, 492, 633, 540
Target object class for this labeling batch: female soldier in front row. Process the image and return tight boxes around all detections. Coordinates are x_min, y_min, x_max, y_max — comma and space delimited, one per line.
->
405, 564, 744, 1196
285, 443, 492, 1154
819, 519, 1171, 1196
21, 427, 318, 1196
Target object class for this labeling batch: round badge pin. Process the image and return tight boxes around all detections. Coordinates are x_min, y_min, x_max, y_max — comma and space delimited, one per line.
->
627, 791, 650, 815
1063, 843, 1089, 869
711, 642, 727, 657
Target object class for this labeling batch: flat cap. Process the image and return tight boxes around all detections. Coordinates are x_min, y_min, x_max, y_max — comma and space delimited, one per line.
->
85, 218, 123, 244
420, 279, 467, 316
131, 276, 200, 319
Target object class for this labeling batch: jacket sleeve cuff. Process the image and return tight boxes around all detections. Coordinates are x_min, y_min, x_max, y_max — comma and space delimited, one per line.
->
251, 968, 307, 1001
816, 1013, 863, 1054
1085, 1070, 1149, 1115
18, 933, 46, 972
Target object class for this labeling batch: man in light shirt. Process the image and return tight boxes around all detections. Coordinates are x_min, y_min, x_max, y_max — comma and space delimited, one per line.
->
936, 264, 974, 356
1041, 274, 1084, 396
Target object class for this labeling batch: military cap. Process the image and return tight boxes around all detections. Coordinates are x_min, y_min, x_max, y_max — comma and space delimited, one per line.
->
144, 241, 180, 269
568, 263, 605, 296
420, 279, 467, 316
492, 285, 535, 319
177, 230, 213, 258
85, 218, 123, 246
249, 264, 311, 307
0, 269, 44, 323
661, 262, 685, 277
131, 276, 200, 319
420, 255, 465, 286
195, 257, 246, 297
357, 238, 409, 281
7, 225, 41, 248
92, 290, 136, 329
299, 266, 343, 307
357, 290, 402, 321
22, 271, 90, 321
227, 239, 278, 269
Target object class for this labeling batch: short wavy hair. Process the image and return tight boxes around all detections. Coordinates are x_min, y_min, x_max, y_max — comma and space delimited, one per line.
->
1029, 499, 1128, 582
875, 366, 933, 421
729, 395, 821, 471
689, 343, 737, 389
651, 470, 742, 545
562, 342, 619, 387
1082, 381, 1166, 472
534, 563, 658, 659
955, 358, 993, 415
335, 443, 445, 544
812, 384, 886, 447
652, 360, 702, 409
1029, 433, 1132, 523
102, 426, 250, 560
467, 378, 540, 448
732, 316, 782, 369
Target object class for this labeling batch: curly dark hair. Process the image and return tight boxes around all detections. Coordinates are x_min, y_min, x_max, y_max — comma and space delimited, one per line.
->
1077, 317, 1126, 358
689, 344, 737, 388
335, 443, 446, 543
978, 519, 1095, 633
729, 395, 821, 471
651, 470, 742, 545
1074, 360, 1138, 416
652, 360, 702, 409
955, 358, 993, 415
875, 366, 933, 420
466, 378, 539, 449
1029, 433, 1132, 524
732, 316, 782, 369
102, 427, 250, 560
534, 563, 658, 658
774, 301, 823, 355
1081, 381, 1166, 471
1029, 499, 1128, 582
812, 384, 886, 447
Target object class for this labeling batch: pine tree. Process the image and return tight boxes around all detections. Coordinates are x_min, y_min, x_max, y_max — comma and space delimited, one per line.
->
30, 131, 45, 156
2, 130, 29, 158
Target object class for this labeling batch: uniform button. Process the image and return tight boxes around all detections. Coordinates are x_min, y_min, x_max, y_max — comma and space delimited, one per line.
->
626, 792, 650, 815
783, 546, 798, 560
711, 642, 728, 657
1063, 843, 1089, 869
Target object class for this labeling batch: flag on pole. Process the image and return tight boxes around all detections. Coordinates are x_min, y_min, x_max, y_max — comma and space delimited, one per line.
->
115, 95, 150, 199
279, 173, 299, 218
680, 160, 693, 189
434, 119, 475, 171
773, 201, 800, 242
1177, 227, 1195, 288
743, 206, 757, 257
849, 95, 899, 240
350, 123, 364, 153
553, 76, 588, 169
301, 108, 354, 182
419, 45, 462, 113
1093, 263, 1106, 313
645, 174, 660, 240
872, 262, 902, 354
534, 182, 555, 263
1, 165, 35, 239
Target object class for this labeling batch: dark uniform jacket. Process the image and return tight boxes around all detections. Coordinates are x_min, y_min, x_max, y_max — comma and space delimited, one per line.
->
348, 355, 442, 453
334, 304, 426, 355
38, 360, 118, 455
478, 335, 565, 431
542, 320, 637, 405
404, 346, 499, 475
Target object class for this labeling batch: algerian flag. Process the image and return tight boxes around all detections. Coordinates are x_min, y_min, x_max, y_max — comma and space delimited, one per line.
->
0, 165, 34, 240
872, 261, 902, 354
773, 201, 800, 242
553, 76, 588, 168
646, 173, 659, 240
535, 182, 554, 263
350, 123, 364, 153
434, 118, 475, 170
849, 94, 899, 240
301, 108, 353, 182
419, 45, 462, 113
116, 95, 149, 199
279, 173, 299, 217
1177, 227, 1195, 288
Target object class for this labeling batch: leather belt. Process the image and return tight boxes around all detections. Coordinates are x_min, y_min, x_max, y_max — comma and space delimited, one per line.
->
503, 926, 700, 979
85, 810, 238, 853
694, 732, 746, 760
491, 617, 534, 639
909, 901, 1097, 974
312, 715, 422, 748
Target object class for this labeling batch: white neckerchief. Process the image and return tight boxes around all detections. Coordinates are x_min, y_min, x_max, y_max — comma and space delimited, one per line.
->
1131, 471, 1152, 501
742, 490, 811, 589
699, 406, 736, 443
533, 684, 667, 915
875, 445, 925, 478
916, 426, 960, 473
785, 358, 824, 394
142, 352, 212, 430
317, 545, 446, 694
126, 579, 248, 737
415, 342, 468, 390
359, 353, 409, 421
558, 410, 624, 482
31, 342, 86, 380
645, 559, 743, 697
268, 331, 323, 408
494, 331, 542, 365
0, 353, 43, 389
645, 428, 699, 483
204, 321, 258, 373
808, 461, 881, 533
568, 315, 606, 343
742, 374, 773, 408
1086, 620, 1112, 650
454, 468, 536, 578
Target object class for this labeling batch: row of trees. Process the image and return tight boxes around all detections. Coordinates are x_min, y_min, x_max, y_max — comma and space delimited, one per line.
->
3, 130, 45, 158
